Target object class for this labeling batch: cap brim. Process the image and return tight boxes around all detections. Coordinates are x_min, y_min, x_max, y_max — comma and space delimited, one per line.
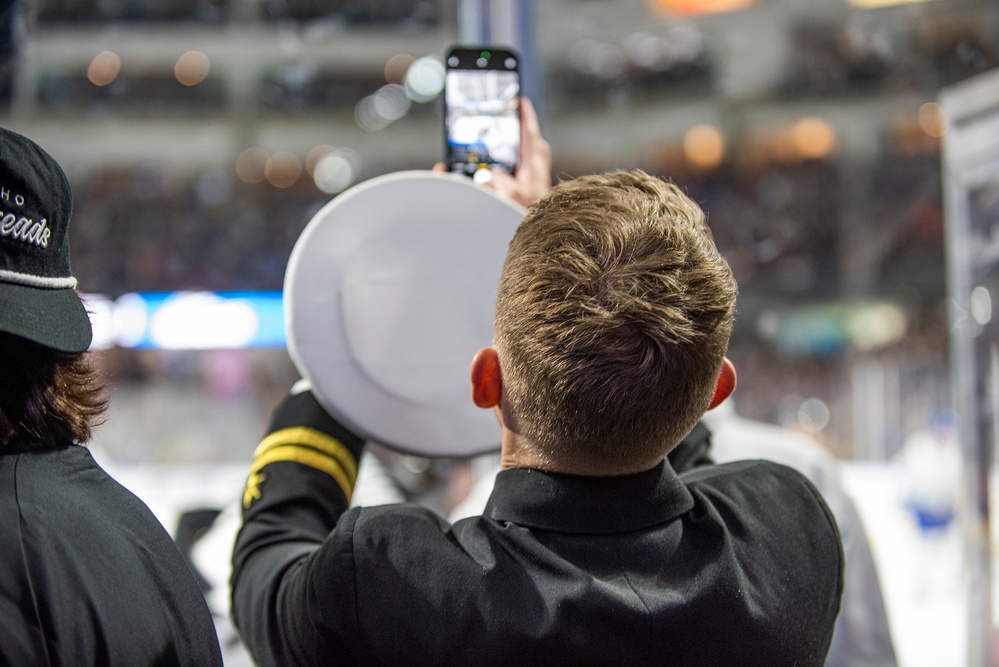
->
285, 170, 525, 458
0, 282, 93, 352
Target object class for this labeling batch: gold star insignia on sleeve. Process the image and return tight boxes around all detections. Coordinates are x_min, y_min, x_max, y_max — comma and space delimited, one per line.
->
243, 471, 266, 508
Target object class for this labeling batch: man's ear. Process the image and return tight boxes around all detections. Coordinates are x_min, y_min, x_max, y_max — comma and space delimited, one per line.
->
707, 357, 737, 410
470, 347, 503, 409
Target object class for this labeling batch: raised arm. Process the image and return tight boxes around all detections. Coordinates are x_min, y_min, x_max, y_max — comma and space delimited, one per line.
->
231, 384, 367, 666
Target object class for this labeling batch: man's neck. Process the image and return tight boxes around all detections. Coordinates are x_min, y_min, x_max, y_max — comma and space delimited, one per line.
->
499, 430, 553, 471
499, 430, 666, 477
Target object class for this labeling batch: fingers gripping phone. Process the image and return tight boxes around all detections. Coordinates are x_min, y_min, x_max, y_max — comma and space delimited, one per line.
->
444, 46, 521, 180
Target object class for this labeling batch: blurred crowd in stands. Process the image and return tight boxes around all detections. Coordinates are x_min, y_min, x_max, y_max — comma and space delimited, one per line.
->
16, 3, 997, 114
68, 149, 944, 302
11, 0, 990, 466
76, 144, 951, 466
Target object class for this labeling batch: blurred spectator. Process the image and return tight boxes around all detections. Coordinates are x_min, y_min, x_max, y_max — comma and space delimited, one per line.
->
896, 409, 962, 600
898, 409, 961, 534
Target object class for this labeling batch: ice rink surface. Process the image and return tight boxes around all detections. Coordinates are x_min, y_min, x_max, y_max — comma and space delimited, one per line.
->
841, 463, 967, 667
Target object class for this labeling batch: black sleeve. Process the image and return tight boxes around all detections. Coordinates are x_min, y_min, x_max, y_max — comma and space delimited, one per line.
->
230, 389, 366, 667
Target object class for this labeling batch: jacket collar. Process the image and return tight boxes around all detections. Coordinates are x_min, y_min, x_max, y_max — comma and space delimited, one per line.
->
483, 460, 694, 534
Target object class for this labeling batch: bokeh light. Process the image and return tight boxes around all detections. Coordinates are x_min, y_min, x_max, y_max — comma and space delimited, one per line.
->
87, 51, 122, 87
313, 148, 361, 194
113, 293, 150, 348
971, 285, 992, 325
918, 101, 946, 138
354, 96, 390, 132
797, 398, 831, 433
385, 53, 415, 85
264, 151, 302, 188
306, 144, 336, 176
652, 0, 755, 16
235, 147, 269, 184
683, 124, 725, 169
792, 117, 837, 160
846, 302, 908, 351
175, 50, 211, 87
355, 84, 412, 131
404, 56, 445, 103
374, 84, 411, 120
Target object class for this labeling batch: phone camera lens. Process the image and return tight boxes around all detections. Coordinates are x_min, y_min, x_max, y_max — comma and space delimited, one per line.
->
476, 57, 488, 68
447, 56, 458, 67
505, 57, 516, 69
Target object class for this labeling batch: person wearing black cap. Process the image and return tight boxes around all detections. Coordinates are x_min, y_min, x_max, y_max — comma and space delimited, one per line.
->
232, 166, 843, 662
0, 127, 223, 666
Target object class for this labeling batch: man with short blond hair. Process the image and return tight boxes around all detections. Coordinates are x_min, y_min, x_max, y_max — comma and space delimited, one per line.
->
232, 169, 842, 667
491, 171, 737, 473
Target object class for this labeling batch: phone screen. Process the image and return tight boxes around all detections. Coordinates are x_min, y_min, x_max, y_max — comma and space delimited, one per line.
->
444, 47, 521, 179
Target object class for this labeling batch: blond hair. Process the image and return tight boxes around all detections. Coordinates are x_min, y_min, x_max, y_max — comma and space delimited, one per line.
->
494, 170, 736, 469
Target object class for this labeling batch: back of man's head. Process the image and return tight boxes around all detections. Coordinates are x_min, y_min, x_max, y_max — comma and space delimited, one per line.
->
494, 170, 737, 471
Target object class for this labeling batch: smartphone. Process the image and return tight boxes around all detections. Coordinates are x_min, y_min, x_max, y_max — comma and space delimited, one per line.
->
443, 46, 521, 179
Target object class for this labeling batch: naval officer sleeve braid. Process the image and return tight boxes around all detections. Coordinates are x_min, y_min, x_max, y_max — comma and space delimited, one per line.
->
242, 388, 367, 510
232, 385, 369, 667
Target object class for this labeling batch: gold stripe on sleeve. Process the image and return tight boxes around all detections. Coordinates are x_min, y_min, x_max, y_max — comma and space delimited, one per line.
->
243, 427, 359, 507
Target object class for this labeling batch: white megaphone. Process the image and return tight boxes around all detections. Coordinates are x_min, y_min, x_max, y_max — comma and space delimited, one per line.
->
284, 171, 525, 458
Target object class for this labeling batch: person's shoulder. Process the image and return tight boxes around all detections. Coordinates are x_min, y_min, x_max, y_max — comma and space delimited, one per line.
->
4, 442, 93, 491
681, 458, 834, 519
11, 445, 176, 543
12, 443, 122, 494
342, 503, 495, 579
681, 458, 842, 564
5, 440, 96, 467
681, 456, 806, 482
349, 502, 510, 553
351, 502, 454, 534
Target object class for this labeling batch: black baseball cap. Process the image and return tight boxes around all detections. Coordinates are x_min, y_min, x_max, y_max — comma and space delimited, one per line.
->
0, 127, 92, 352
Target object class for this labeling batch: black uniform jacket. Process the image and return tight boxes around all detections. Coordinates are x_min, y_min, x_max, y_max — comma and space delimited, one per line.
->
232, 426, 844, 667
0, 439, 223, 666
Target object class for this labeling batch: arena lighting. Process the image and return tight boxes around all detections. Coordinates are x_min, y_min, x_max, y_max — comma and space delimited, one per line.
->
385, 53, 415, 85
404, 56, 445, 103
264, 151, 302, 188
174, 50, 210, 87
683, 124, 725, 169
796, 398, 831, 433
919, 102, 946, 139
847, 0, 931, 7
651, 0, 753, 16
971, 285, 992, 326
791, 117, 837, 160
313, 149, 359, 194
355, 84, 412, 132
306, 145, 335, 176
758, 301, 908, 356
84, 291, 286, 350
87, 51, 121, 87
235, 147, 269, 185
354, 95, 391, 132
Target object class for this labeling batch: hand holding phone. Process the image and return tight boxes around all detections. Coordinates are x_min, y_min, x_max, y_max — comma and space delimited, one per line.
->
444, 46, 521, 180
480, 97, 552, 208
